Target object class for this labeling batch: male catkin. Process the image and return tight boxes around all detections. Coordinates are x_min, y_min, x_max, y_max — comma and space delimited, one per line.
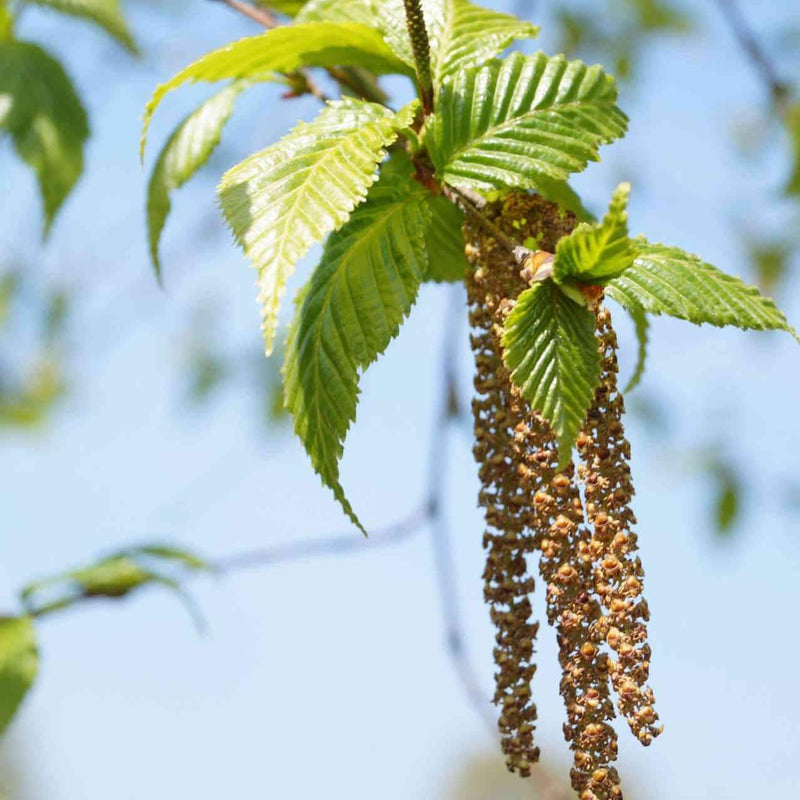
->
465, 193, 658, 799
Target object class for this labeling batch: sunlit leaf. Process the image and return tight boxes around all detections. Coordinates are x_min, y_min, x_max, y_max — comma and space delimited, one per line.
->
554, 183, 633, 284
141, 22, 412, 157
218, 99, 416, 354
147, 82, 245, 281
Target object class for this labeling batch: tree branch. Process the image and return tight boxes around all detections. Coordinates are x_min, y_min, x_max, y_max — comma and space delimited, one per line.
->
208, 0, 277, 29
443, 184, 536, 270
208, 0, 389, 105
208, 0, 330, 102
17, 289, 497, 738
214, 504, 430, 573
714, 0, 791, 116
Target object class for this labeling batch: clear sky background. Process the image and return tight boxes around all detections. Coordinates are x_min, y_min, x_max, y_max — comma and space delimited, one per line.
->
2, 0, 799, 798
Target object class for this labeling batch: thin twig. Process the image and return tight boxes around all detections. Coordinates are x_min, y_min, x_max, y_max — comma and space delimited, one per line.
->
443, 184, 533, 267
210, 0, 277, 29
210, 0, 390, 105
214, 504, 430, 573
209, 0, 330, 102
714, 0, 791, 115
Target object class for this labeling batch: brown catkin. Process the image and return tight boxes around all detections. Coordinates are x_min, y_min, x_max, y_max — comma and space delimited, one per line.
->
465, 194, 624, 797
577, 308, 663, 748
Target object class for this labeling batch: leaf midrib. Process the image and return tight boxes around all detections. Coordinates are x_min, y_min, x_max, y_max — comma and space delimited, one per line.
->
442, 97, 621, 167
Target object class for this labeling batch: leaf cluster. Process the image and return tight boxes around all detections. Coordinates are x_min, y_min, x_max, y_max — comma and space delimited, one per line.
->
137, 0, 797, 527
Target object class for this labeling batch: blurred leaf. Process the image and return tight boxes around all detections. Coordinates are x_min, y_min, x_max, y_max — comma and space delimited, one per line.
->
716, 480, 739, 535
45, 289, 69, 341
26, 0, 137, 53
785, 103, 800, 196
0, 357, 65, 429
186, 351, 228, 404
0, 617, 38, 736
622, 0, 690, 32
112, 545, 210, 571
0, 41, 89, 235
20, 546, 208, 625
705, 458, 742, 537
0, 273, 19, 326
746, 237, 793, 295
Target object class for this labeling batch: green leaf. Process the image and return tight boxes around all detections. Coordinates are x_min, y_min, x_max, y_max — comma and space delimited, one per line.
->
147, 82, 245, 281
424, 194, 469, 281
0, 41, 89, 235
283, 171, 429, 531
374, 0, 538, 85
0, 617, 38, 736
374, 0, 537, 86
218, 99, 415, 355
112, 545, 210, 571
502, 281, 601, 465
554, 182, 633, 284
0, 4, 13, 39
256, 0, 307, 16
785, 103, 800, 196
20, 550, 207, 628
623, 304, 648, 393
428, 0, 539, 86
426, 52, 628, 193
296, 0, 374, 25
605, 239, 799, 341
140, 22, 412, 157
372, 0, 442, 71
26, 0, 137, 53
535, 176, 595, 222
714, 469, 740, 535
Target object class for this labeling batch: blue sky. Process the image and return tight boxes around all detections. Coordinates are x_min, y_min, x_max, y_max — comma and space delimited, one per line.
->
1, 1, 799, 798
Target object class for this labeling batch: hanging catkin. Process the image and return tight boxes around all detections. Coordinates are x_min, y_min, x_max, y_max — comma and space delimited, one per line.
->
464, 193, 656, 799
577, 309, 663, 749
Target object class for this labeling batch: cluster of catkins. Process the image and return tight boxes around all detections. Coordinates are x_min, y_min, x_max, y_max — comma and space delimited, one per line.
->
465, 193, 662, 799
